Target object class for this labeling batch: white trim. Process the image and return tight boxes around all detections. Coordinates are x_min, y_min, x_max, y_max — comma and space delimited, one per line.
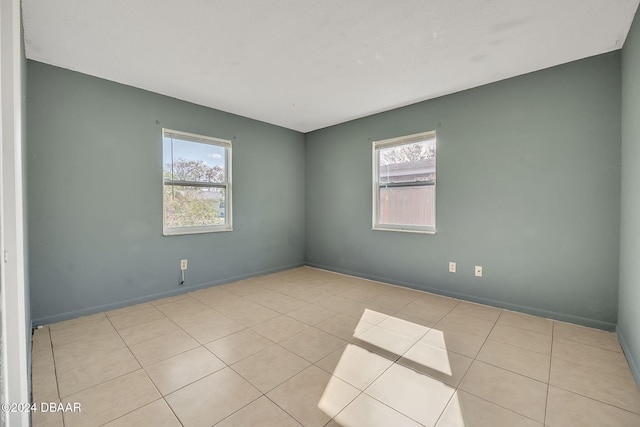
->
372, 130, 437, 234
162, 128, 231, 148
162, 128, 233, 236
372, 226, 437, 235
163, 225, 233, 236
372, 130, 436, 150
1, 0, 30, 425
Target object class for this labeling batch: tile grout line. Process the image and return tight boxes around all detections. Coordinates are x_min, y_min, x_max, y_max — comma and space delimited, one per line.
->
208, 393, 267, 426
544, 319, 555, 424
91, 315, 170, 425
547, 383, 640, 417
432, 308, 503, 426
262, 393, 306, 426
119, 304, 266, 422
47, 327, 67, 427
470, 329, 552, 384
552, 335, 626, 355
416, 303, 487, 421
336, 389, 426, 427
451, 390, 546, 426
321, 304, 438, 426
221, 341, 314, 425
225, 346, 310, 395
450, 309, 551, 423
549, 332, 624, 355
162, 395, 186, 427
549, 323, 640, 416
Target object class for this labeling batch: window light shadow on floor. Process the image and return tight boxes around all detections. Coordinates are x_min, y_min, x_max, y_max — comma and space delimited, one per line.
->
317, 309, 471, 426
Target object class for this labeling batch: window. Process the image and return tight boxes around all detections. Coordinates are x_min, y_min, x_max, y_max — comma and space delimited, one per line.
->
162, 129, 232, 235
372, 131, 436, 233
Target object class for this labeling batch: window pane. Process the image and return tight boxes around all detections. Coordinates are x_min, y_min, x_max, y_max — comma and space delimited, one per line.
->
378, 139, 435, 184
379, 185, 435, 227
163, 136, 226, 183
163, 185, 226, 228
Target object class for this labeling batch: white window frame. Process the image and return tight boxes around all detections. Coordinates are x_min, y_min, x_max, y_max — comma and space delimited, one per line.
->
372, 130, 436, 234
162, 128, 232, 236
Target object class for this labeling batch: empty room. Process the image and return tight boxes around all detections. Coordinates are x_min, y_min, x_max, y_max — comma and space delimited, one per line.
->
2, 0, 640, 426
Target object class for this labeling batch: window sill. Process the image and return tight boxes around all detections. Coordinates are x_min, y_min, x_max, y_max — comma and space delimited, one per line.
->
372, 226, 436, 235
163, 226, 233, 236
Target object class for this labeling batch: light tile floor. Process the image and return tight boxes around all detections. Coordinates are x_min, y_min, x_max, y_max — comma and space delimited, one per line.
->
31, 267, 640, 426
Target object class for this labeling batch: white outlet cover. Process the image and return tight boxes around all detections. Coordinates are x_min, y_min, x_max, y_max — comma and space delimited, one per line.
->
449, 262, 456, 273
474, 266, 483, 277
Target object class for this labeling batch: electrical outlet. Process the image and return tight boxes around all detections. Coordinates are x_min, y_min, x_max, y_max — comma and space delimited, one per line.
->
449, 261, 456, 273
474, 265, 483, 277
180, 259, 188, 270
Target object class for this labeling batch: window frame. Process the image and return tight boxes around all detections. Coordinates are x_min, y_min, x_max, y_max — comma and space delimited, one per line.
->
372, 130, 436, 234
162, 128, 233, 236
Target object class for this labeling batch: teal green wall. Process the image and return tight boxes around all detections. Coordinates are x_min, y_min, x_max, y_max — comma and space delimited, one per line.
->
306, 52, 621, 329
619, 9, 640, 384
28, 50, 627, 333
27, 61, 306, 324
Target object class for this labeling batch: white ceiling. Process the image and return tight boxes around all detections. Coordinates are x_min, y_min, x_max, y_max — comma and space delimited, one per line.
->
23, 0, 640, 133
